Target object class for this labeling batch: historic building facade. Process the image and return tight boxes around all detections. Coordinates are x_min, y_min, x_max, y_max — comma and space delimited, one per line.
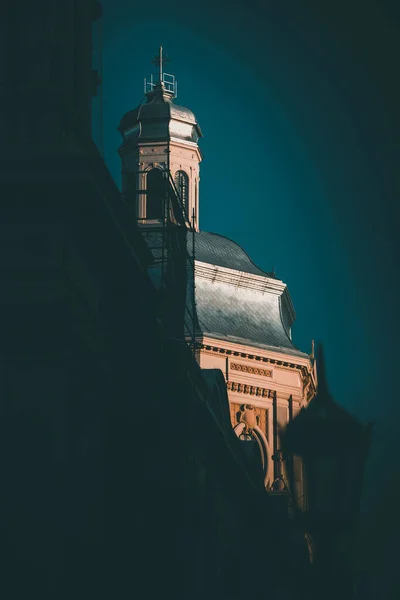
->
194, 234, 317, 492
118, 49, 317, 497
0, 9, 315, 599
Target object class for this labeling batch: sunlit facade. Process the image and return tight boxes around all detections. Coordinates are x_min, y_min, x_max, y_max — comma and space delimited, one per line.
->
119, 51, 317, 502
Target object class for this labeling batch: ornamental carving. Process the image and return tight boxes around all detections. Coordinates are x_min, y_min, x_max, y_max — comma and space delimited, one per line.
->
237, 404, 256, 430
230, 362, 272, 378
227, 381, 273, 398
300, 372, 316, 405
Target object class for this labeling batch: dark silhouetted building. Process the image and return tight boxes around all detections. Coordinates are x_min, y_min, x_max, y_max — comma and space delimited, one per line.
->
0, 4, 368, 600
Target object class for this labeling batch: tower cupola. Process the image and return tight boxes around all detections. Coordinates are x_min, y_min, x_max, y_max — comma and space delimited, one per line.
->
118, 47, 202, 229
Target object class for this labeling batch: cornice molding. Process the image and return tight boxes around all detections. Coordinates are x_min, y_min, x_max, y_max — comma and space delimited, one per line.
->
195, 261, 287, 296
169, 137, 202, 155
200, 343, 309, 374
200, 342, 316, 405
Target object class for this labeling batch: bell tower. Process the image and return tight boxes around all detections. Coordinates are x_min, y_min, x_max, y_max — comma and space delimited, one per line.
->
118, 47, 203, 230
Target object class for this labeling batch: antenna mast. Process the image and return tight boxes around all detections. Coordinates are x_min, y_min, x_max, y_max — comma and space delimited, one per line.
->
145, 46, 177, 97
152, 45, 171, 85
158, 45, 163, 83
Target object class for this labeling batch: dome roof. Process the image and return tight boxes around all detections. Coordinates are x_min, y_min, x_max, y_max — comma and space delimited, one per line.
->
192, 274, 308, 358
187, 231, 308, 358
191, 231, 275, 278
118, 83, 202, 145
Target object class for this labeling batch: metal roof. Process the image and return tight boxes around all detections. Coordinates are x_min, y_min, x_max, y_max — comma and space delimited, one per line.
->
118, 86, 202, 145
143, 229, 308, 359
193, 275, 308, 358
191, 231, 275, 278
187, 231, 308, 358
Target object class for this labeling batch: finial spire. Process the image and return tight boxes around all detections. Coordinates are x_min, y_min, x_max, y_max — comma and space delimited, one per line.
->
152, 45, 171, 85
145, 47, 177, 97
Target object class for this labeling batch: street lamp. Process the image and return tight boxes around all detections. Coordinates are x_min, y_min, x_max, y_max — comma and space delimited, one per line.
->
281, 344, 372, 600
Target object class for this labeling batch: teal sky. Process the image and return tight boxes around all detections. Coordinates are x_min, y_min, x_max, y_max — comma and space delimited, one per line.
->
94, 1, 400, 594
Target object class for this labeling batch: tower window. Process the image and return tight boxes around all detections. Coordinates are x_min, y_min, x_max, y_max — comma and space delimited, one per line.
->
147, 168, 164, 219
174, 170, 189, 209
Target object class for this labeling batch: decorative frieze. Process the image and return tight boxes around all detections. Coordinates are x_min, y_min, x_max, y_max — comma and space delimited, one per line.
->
200, 344, 316, 404
230, 362, 272, 378
200, 343, 306, 373
227, 380, 274, 398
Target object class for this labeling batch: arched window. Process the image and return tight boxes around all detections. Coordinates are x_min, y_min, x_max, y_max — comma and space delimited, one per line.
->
174, 170, 189, 208
146, 168, 164, 219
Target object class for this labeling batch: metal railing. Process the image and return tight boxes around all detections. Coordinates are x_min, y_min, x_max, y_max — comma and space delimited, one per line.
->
126, 166, 198, 360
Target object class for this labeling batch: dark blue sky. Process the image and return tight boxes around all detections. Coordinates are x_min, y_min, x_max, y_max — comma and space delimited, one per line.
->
95, 0, 399, 594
